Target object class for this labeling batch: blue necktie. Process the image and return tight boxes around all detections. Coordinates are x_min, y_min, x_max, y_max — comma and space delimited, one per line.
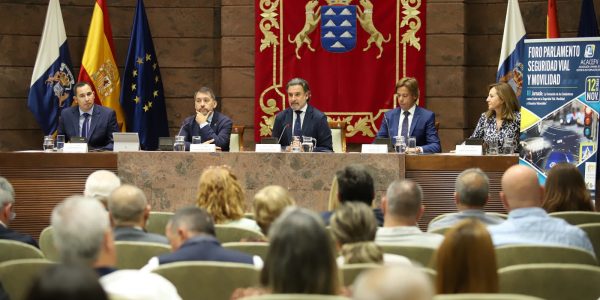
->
400, 111, 410, 138
293, 110, 302, 137
81, 113, 90, 139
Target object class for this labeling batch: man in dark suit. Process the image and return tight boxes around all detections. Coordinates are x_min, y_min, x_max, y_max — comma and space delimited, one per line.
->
58, 81, 120, 150
177, 86, 233, 151
108, 184, 168, 245
271, 78, 333, 152
376, 77, 441, 153
141, 207, 259, 271
0, 177, 38, 248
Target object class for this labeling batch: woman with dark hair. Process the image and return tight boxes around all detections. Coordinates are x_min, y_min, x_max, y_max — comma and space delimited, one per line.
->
26, 264, 108, 300
542, 163, 595, 213
435, 219, 498, 294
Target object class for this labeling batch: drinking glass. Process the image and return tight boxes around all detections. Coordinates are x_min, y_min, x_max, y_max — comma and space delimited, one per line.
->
173, 136, 186, 152
394, 136, 406, 153
43, 135, 54, 152
301, 136, 316, 152
55, 135, 65, 152
503, 137, 514, 154
406, 137, 417, 154
291, 136, 301, 152
192, 136, 202, 144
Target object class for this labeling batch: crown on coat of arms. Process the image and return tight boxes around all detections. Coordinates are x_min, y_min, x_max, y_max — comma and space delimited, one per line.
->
326, 0, 352, 5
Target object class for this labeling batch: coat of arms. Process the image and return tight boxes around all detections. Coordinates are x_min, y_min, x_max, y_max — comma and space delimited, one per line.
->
45, 62, 74, 107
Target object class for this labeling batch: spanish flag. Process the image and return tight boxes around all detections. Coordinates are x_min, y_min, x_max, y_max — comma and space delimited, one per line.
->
546, 0, 560, 38
78, 0, 126, 131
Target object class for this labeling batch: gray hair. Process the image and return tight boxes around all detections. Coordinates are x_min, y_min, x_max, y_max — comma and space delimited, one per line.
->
286, 78, 311, 94
385, 180, 423, 218
84, 170, 121, 206
0, 177, 15, 206
51, 196, 110, 265
353, 265, 434, 300
108, 185, 147, 225
169, 207, 215, 236
455, 168, 489, 207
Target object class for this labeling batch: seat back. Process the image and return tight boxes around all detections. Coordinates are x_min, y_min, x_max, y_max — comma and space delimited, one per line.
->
146, 211, 174, 236
577, 223, 600, 262
428, 213, 458, 226
215, 225, 265, 243
242, 294, 350, 300
434, 294, 544, 300
429, 226, 452, 235
115, 241, 172, 269
222, 242, 269, 261
499, 263, 600, 300
376, 244, 436, 267
0, 258, 55, 300
153, 261, 259, 300
38, 226, 59, 261
495, 244, 597, 268
327, 121, 347, 153
339, 263, 379, 286
0, 239, 44, 263
549, 211, 600, 225
230, 125, 245, 152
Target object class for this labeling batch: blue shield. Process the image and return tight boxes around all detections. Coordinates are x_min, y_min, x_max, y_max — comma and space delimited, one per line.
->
320, 5, 356, 53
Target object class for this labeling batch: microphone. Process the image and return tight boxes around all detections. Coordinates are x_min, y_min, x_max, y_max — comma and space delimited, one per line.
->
175, 118, 189, 137
277, 123, 291, 144
382, 113, 391, 138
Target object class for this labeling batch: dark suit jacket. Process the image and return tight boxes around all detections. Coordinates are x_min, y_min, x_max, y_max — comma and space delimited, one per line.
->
271, 105, 333, 152
178, 111, 233, 151
58, 104, 119, 150
0, 224, 38, 248
113, 226, 169, 245
376, 106, 441, 153
158, 236, 253, 265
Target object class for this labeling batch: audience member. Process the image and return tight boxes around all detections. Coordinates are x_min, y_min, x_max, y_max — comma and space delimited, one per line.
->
488, 165, 594, 255
51, 196, 117, 276
196, 165, 260, 232
435, 219, 498, 294
271, 77, 333, 152
542, 162, 595, 213
26, 264, 108, 300
376, 180, 444, 248
353, 265, 434, 300
253, 185, 295, 235
141, 207, 260, 271
330, 202, 411, 266
84, 170, 121, 208
58, 81, 120, 150
177, 86, 233, 151
108, 184, 168, 244
100, 270, 182, 300
322, 164, 383, 226
0, 176, 38, 247
428, 168, 504, 231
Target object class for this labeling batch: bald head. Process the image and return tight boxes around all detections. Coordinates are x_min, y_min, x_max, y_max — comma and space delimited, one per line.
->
501, 165, 543, 210
108, 184, 149, 226
353, 266, 433, 300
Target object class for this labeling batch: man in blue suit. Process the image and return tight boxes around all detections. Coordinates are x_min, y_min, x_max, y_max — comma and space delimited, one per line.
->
376, 77, 441, 153
177, 86, 233, 151
272, 78, 333, 152
0, 177, 38, 248
58, 82, 120, 150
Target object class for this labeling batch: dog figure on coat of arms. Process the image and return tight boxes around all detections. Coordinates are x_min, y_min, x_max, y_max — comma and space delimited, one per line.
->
357, 0, 390, 58
288, 0, 321, 59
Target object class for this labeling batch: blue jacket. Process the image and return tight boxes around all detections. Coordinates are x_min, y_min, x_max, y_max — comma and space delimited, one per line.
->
158, 236, 253, 265
178, 111, 233, 151
0, 225, 38, 248
376, 106, 441, 153
272, 105, 333, 152
58, 104, 120, 150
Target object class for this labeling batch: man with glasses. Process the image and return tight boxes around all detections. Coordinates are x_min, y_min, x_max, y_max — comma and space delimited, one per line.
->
0, 176, 38, 248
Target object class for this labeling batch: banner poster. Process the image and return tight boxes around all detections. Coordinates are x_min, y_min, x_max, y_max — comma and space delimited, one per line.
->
254, 0, 426, 143
519, 37, 600, 195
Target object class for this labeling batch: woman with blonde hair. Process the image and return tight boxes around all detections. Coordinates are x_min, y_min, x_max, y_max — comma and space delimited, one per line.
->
253, 185, 295, 235
435, 219, 498, 294
196, 165, 260, 232
542, 162, 594, 213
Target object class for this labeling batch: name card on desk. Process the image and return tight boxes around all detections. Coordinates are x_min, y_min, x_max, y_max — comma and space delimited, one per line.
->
190, 144, 216, 152
455, 145, 483, 155
255, 144, 282, 153
63, 143, 88, 153
361, 144, 388, 154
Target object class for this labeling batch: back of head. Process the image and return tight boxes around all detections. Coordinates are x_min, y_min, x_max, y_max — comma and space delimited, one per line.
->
0, 176, 15, 206
385, 180, 423, 219
108, 184, 148, 226
196, 166, 244, 223
262, 207, 338, 295
51, 196, 110, 265
336, 164, 375, 205
330, 202, 382, 264
435, 219, 498, 294
353, 265, 433, 300
455, 168, 489, 208
501, 165, 542, 209
253, 185, 295, 235
542, 163, 594, 213
169, 206, 215, 237
84, 170, 121, 207
26, 264, 108, 300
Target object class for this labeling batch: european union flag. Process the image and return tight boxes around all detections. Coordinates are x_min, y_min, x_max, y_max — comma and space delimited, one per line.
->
578, 0, 599, 37
120, 0, 169, 150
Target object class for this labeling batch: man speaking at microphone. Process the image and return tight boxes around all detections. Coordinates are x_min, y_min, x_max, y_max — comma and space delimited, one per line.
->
178, 87, 233, 151
271, 78, 333, 152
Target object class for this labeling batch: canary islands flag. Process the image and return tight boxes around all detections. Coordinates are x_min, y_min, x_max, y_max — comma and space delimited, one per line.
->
497, 0, 526, 97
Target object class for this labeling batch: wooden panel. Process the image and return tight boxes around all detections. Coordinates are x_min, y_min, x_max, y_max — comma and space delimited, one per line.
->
406, 155, 518, 172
